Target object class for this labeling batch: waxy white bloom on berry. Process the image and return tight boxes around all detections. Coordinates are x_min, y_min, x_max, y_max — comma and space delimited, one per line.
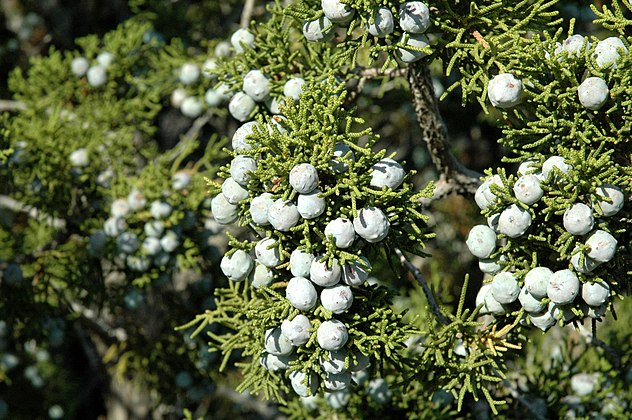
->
178, 63, 200, 85
104, 217, 126, 237
498, 204, 532, 238
317, 319, 348, 351
367, 8, 394, 37
320, 348, 347, 374
321, 284, 353, 314
560, 35, 590, 57
367, 378, 392, 405
303, 16, 336, 42
563, 203, 594, 235
150, 200, 172, 219
542, 155, 572, 181
322, 0, 355, 23
211, 193, 239, 224
397, 33, 430, 63
524, 266, 553, 298
324, 371, 351, 391
491, 272, 520, 304
221, 177, 249, 204
204, 88, 222, 107
310, 256, 342, 287
325, 218, 356, 248
594, 37, 628, 68
290, 163, 319, 194
111, 198, 130, 218
513, 174, 543, 205
230, 155, 257, 186
220, 249, 253, 282
160, 230, 179, 253
264, 327, 293, 356
71, 57, 89, 76
330, 142, 355, 173
290, 249, 315, 278
571, 373, 599, 397
483, 288, 508, 315
399, 1, 431, 33
268, 199, 300, 231
547, 269, 579, 305
171, 88, 187, 108
283, 77, 306, 100
570, 248, 601, 274
325, 389, 351, 408
281, 315, 312, 346
172, 171, 191, 191
243, 70, 270, 102
87, 65, 107, 87
593, 184, 624, 216
180, 97, 203, 118
353, 207, 390, 243
488, 73, 523, 108
289, 371, 318, 397
478, 254, 506, 274
251, 264, 275, 289
229, 92, 256, 122
585, 230, 617, 262
466, 225, 497, 259
582, 281, 610, 307
475, 175, 503, 210
127, 189, 146, 211
519, 286, 546, 313
578, 77, 609, 111
141, 237, 161, 256
69, 148, 89, 167
371, 158, 405, 189
342, 257, 371, 286
549, 302, 575, 323
116, 232, 140, 254
214, 41, 231, 57
286, 276, 318, 310
517, 158, 539, 176
249, 193, 274, 225
230, 28, 255, 53
260, 353, 291, 372
143, 221, 163, 239
96, 51, 114, 67
255, 237, 281, 268
529, 310, 556, 331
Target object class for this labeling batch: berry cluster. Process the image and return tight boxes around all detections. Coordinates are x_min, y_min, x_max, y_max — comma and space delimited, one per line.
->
296, 0, 432, 64
470, 32, 631, 331
209, 79, 433, 397
92, 166, 219, 286
470, 157, 625, 330
169, 43, 234, 119
71, 51, 115, 88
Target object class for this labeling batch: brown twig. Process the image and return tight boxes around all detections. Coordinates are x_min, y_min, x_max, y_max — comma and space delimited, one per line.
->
395, 248, 450, 325
407, 62, 482, 202
346, 67, 407, 104
240, 0, 256, 28
0, 99, 26, 112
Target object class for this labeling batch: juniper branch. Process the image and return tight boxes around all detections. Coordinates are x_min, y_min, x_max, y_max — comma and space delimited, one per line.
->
395, 247, 449, 325
407, 62, 482, 201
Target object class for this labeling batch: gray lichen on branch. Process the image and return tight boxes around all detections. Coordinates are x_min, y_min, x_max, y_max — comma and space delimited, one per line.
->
408, 62, 482, 201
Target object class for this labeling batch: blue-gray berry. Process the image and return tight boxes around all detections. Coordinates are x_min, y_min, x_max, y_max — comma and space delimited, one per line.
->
399, 1, 431, 33
297, 189, 326, 219
317, 319, 348, 351
286, 276, 318, 310
491, 272, 520, 304
466, 224, 497, 259
547, 269, 580, 305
